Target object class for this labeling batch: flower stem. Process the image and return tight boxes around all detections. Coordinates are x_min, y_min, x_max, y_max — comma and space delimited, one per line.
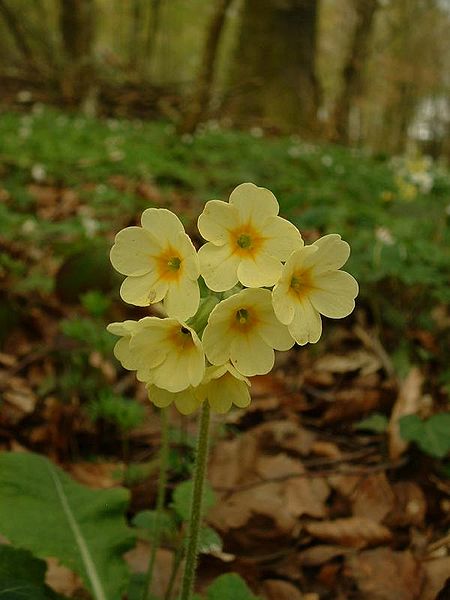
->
180, 402, 211, 600
142, 407, 170, 600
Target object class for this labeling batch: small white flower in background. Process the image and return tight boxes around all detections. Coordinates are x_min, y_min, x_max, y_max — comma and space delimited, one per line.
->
321, 154, 333, 167
16, 90, 32, 103
198, 183, 303, 291
375, 227, 395, 246
108, 149, 125, 162
110, 208, 200, 321
272, 234, 358, 345
288, 146, 302, 158
202, 288, 294, 376
21, 218, 37, 235
31, 164, 46, 182
250, 126, 263, 138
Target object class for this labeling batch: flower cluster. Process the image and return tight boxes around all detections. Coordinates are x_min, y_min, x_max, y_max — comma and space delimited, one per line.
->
108, 183, 358, 414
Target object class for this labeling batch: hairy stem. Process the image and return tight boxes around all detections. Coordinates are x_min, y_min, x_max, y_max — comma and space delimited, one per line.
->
142, 407, 170, 600
179, 402, 211, 600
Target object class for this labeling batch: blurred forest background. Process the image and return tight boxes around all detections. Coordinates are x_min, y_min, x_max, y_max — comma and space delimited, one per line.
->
0, 0, 450, 153
1, 1, 450, 599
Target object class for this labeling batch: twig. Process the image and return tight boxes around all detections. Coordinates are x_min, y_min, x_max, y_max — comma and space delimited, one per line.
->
353, 324, 396, 379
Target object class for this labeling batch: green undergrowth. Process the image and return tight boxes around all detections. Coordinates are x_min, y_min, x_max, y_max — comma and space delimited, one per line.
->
1, 106, 449, 377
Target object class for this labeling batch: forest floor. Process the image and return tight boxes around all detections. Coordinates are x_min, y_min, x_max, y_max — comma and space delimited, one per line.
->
0, 106, 449, 600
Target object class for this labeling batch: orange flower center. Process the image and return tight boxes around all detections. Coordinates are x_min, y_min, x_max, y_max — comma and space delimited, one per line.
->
230, 223, 266, 258
168, 325, 196, 351
289, 269, 314, 299
156, 247, 183, 281
231, 306, 258, 333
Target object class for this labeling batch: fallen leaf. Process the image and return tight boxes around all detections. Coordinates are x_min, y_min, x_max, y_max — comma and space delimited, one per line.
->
322, 388, 382, 423
386, 482, 426, 528
68, 462, 124, 488
45, 557, 84, 596
419, 557, 450, 600
315, 349, 381, 376
389, 367, 424, 460
304, 517, 392, 548
351, 473, 395, 523
297, 545, 353, 566
347, 548, 424, 600
262, 579, 304, 600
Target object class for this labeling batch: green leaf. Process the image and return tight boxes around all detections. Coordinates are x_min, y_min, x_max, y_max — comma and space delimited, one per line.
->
132, 510, 178, 543
355, 413, 389, 433
172, 480, 216, 522
197, 527, 223, 555
400, 413, 450, 458
0, 452, 135, 600
206, 573, 260, 600
0, 545, 65, 599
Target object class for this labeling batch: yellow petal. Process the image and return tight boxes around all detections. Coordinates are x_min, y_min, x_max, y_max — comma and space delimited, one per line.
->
110, 227, 159, 276
289, 298, 322, 345
164, 276, 200, 321
177, 233, 200, 279
107, 320, 139, 337
141, 208, 185, 246
230, 332, 275, 376
198, 243, 240, 292
272, 280, 296, 325
237, 252, 282, 288
207, 374, 250, 414
197, 200, 239, 244
113, 337, 136, 370
229, 182, 279, 225
120, 271, 168, 306
202, 318, 231, 366
308, 270, 358, 318
147, 385, 174, 408
261, 215, 303, 259
305, 234, 351, 273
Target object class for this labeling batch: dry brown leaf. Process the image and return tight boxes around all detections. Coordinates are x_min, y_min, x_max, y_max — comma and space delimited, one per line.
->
322, 388, 381, 423
386, 482, 427, 528
389, 367, 424, 460
45, 558, 84, 597
68, 462, 123, 488
351, 473, 395, 523
262, 579, 304, 600
297, 544, 353, 566
125, 541, 180, 599
209, 433, 259, 489
304, 517, 392, 548
253, 421, 316, 456
347, 548, 425, 600
315, 349, 381, 376
420, 557, 450, 600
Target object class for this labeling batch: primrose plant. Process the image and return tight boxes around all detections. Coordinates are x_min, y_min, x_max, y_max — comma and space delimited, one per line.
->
108, 183, 358, 600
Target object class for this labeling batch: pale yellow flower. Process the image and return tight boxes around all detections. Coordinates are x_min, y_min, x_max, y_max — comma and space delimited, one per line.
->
108, 317, 205, 392
106, 320, 140, 370
272, 234, 358, 345
202, 288, 294, 376
197, 183, 303, 291
147, 363, 250, 415
147, 384, 202, 415
110, 208, 200, 320
197, 363, 251, 413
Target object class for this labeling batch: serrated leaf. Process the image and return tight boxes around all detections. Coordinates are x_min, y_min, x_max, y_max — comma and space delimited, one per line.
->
0, 545, 65, 599
132, 509, 177, 542
355, 413, 389, 433
0, 452, 135, 600
172, 479, 216, 522
206, 573, 260, 600
399, 413, 450, 458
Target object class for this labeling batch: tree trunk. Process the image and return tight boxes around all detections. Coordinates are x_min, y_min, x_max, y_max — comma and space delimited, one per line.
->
59, 0, 97, 106
227, 0, 321, 135
145, 0, 163, 75
0, 0, 35, 66
331, 0, 379, 144
178, 0, 234, 134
